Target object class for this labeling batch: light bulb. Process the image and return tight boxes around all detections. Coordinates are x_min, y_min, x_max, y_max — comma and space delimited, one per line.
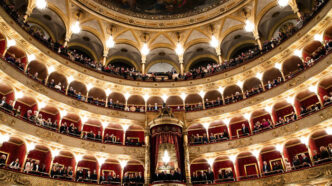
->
210, 36, 219, 48
141, 43, 150, 56
278, 0, 289, 7
175, 43, 184, 55
245, 20, 254, 32
106, 36, 115, 48
71, 21, 81, 34
36, 0, 47, 9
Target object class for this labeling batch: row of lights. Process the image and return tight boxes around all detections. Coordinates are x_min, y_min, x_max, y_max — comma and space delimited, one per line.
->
205, 127, 332, 167
31, 0, 318, 65
0, 132, 129, 167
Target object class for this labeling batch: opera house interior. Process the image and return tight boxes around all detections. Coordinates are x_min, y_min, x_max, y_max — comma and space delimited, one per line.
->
0, 0, 331, 185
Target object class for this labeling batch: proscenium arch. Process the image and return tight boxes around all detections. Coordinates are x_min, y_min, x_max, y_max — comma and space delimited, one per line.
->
145, 59, 180, 73
185, 54, 219, 72
106, 56, 140, 70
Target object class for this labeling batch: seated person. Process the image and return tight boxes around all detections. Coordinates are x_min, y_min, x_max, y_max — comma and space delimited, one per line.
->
319, 146, 330, 163
90, 170, 98, 183
0, 154, 7, 167
262, 161, 271, 175
206, 168, 214, 184
191, 172, 198, 184
76, 168, 84, 181
292, 156, 301, 169
194, 134, 202, 144
271, 161, 283, 173
202, 133, 209, 144
241, 124, 250, 136
224, 169, 234, 181
9, 158, 20, 170
301, 153, 311, 167
209, 133, 216, 143
95, 131, 102, 141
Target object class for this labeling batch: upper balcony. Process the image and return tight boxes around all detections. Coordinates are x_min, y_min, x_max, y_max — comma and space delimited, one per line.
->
0, 0, 330, 89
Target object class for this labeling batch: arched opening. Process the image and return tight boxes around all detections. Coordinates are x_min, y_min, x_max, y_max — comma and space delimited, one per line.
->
39, 105, 60, 130
87, 87, 106, 106
166, 96, 183, 111
104, 124, 123, 145
14, 96, 38, 119
235, 152, 259, 180
251, 109, 273, 134
282, 56, 304, 80
60, 113, 82, 137
318, 76, 332, 107
188, 124, 206, 145
147, 96, 163, 112
294, 90, 321, 117
272, 101, 296, 126
284, 139, 311, 170
125, 125, 144, 146
213, 156, 235, 183
259, 146, 284, 176
108, 92, 125, 110
127, 95, 145, 112
229, 116, 250, 138
100, 159, 121, 183
5, 46, 27, 70
0, 82, 15, 113
47, 72, 67, 93
76, 155, 98, 182
67, 81, 87, 100
223, 85, 243, 104
208, 121, 229, 142
309, 130, 332, 165
82, 119, 102, 142
26, 145, 52, 174
243, 77, 263, 98
51, 151, 75, 179
204, 90, 223, 108
0, 136, 26, 170
26, 60, 48, 82
302, 41, 323, 61
262, 68, 283, 90
185, 94, 203, 111
0, 33, 7, 56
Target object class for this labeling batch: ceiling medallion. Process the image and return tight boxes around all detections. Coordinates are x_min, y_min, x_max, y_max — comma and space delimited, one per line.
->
73, 0, 248, 29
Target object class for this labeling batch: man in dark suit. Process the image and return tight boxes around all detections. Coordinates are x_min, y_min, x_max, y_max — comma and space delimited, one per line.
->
76, 168, 84, 181
206, 168, 214, 183
241, 124, 250, 136
99, 172, 106, 184
262, 161, 271, 175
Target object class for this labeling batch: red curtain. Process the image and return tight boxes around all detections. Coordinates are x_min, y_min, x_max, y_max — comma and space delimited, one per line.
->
0, 141, 26, 166
53, 155, 75, 169
0, 39, 5, 56
104, 128, 123, 142
27, 149, 52, 172
310, 135, 332, 152
236, 156, 258, 179
299, 95, 319, 109
126, 131, 144, 143
124, 164, 144, 174
190, 163, 209, 175
61, 119, 81, 130
14, 101, 37, 117
77, 160, 98, 176
101, 163, 121, 178
213, 160, 234, 178
275, 106, 294, 120
284, 143, 308, 164
82, 124, 102, 135
230, 121, 250, 137
39, 111, 60, 124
